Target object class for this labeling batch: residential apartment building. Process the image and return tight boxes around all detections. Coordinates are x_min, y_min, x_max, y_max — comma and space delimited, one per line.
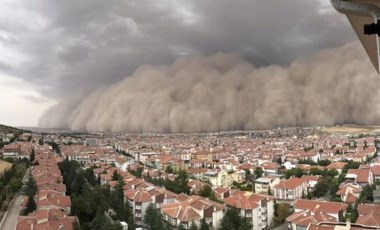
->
273, 178, 307, 202
223, 191, 275, 230
286, 199, 347, 230
254, 177, 280, 195
160, 195, 224, 229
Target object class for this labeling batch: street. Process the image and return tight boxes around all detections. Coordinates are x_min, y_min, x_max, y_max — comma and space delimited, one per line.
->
0, 195, 23, 230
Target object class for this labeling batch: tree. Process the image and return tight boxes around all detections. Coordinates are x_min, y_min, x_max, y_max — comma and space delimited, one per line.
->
89, 208, 114, 230
274, 203, 291, 226
24, 194, 36, 215
189, 221, 198, 230
318, 160, 331, 167
25, 171, 37, 197
165, 165, 174, 174
38, 138, 44, 145
200, 219, 210, 230
144, 204, 164, 230
112, 171, 121, 181
358, 185, 374, 203
244, 169, 252, 182
30, 149, 35, 163
345, 203, 358, 222
219, 208, 252, 230
254, 167, 263, 179
198, 185, 212, 198
9, 177, 22, 193
285, 168, 304, 179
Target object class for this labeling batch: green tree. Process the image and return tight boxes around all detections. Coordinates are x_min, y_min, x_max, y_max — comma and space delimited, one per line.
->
274, 203, 291, 226
165, 165, 174, 173
254, 167, 263, 179
24, 194, 36, 215
25, 171, 37, 196
318, 160, 331, 167
200, 219, 210, 230
89, 208, 113, 230
112, 170, 121, 181
219, 208, 252, 230
244, 169, 252, 182
9, 177, 22, 193
144, 203, 164, 230
285, 168, 304, 179
358, 185, 374, 203
30, 149, 35, 163
198, 185, 212, 198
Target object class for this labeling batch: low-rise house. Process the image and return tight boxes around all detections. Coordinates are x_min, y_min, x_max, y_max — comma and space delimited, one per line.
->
356, 204, 380, 228
188, 168, 208, 180
336, 183, 361, 203
36, 190, 72, 214
124, 186, 176, 226
16, 209, 77, 230
286, 199, 347, 230
223, 191, 275, 230
370, 165, 380, 183
213, 187, 230, 200
273, 178, 307, 202
301, 175, 321, 193
325, 162, 347, 175
260, 162, 279, 176
160, 195, 224, 229
254, 177, 280, 195
2, 143, 21, 158
204, 169, 232, 187
345, 168, 374, 186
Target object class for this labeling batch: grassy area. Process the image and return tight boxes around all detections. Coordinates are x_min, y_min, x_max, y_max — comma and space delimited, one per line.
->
322, 125, 380, 134
0, 160, 12, 175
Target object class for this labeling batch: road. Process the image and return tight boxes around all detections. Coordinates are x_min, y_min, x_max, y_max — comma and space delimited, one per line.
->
0, 195, 23, 230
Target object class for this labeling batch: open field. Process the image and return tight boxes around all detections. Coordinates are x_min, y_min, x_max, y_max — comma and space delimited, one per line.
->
322, 125, 380, 134
0, 160, 12, 174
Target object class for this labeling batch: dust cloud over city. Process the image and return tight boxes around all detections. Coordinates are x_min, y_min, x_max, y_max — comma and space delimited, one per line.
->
39, 42, 380, 132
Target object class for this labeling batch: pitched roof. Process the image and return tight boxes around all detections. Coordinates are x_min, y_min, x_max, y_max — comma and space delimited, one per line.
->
274, 178, 305, 190
347, 168, 372, 183
286, 209, 338, 227
356, 204, 380, 227
294, 199, 347, 214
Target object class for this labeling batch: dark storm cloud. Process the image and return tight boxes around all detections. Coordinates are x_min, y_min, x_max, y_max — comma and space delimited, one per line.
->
39, 42, 380, 132
0, 0, 355, 98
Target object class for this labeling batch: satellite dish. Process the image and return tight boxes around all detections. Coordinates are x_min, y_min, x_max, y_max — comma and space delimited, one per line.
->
331, 0, 380, 73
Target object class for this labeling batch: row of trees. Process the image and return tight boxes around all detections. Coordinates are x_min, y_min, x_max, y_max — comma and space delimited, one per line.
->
0, 158, 29, 219
58, 159, 134, 230
22, 171, 37, 215
143, 170, 190, 194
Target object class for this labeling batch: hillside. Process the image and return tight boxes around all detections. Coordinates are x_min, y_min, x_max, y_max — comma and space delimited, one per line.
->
0, 124, 25, 134
0, 124, 32, 136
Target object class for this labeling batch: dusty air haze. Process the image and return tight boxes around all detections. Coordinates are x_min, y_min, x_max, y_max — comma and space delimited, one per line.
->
0, 0, 376, 129
39, 42, 380, 132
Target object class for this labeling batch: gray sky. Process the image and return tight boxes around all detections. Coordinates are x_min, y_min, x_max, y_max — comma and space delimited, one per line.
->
0, 0, 357, 127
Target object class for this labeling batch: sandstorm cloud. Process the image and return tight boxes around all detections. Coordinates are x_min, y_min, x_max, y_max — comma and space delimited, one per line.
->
39, 42, 380, 132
